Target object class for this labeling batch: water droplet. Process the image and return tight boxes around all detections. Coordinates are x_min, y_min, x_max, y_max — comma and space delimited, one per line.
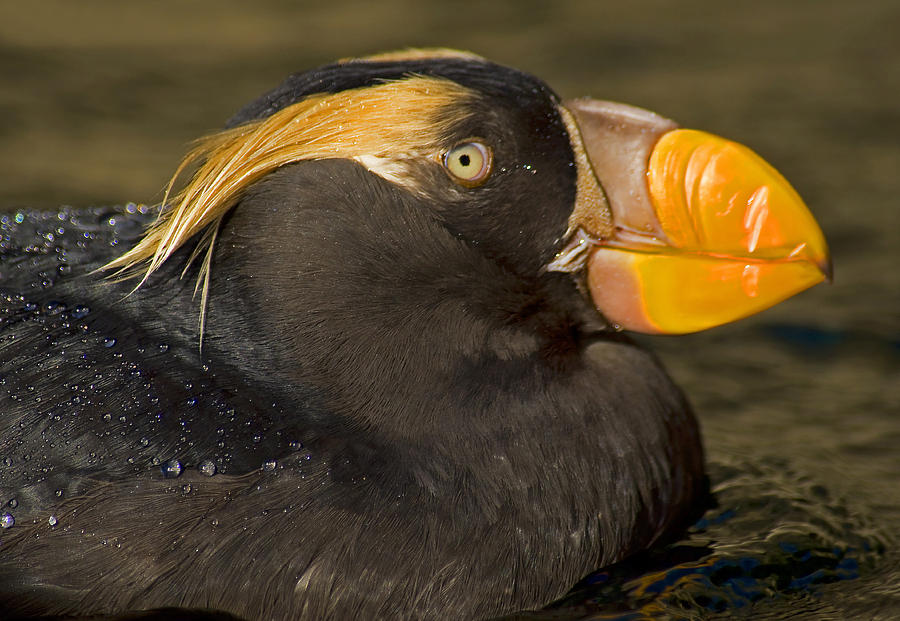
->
55, 489, 63, 498
186, 397, 198, 407
103, 337, 117, 348
0, 513, 14, 529
162, 459, 183, 479
158, 343, 169, 353
262, 459, 277, 472
140, 437, 150, 447
48, 515, 58, 527
102, 413, 112, 422
7, 498, 17, 508
198, 460, 217, 477
181, 484, 192, 495
289, 441, 304, 451
71, 305, 90, 319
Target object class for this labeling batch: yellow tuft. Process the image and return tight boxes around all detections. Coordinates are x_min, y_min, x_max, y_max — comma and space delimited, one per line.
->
102, 76, 476, 340
349, 48, 485, 63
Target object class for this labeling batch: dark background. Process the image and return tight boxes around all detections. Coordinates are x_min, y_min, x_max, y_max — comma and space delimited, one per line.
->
1, 1, 898, 616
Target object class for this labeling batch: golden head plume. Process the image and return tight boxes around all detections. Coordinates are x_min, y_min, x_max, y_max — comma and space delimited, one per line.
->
103, 76, 477, 335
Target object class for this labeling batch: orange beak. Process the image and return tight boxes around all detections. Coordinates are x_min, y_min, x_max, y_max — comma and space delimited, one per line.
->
552, 98, 831, 334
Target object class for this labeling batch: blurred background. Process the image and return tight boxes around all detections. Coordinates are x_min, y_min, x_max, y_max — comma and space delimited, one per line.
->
1, 1, 898, 617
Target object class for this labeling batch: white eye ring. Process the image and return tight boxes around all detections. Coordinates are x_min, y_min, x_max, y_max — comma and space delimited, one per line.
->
442, 141, 493, 186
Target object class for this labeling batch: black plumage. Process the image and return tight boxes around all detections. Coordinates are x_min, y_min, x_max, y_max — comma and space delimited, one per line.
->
0, 53, 705, 620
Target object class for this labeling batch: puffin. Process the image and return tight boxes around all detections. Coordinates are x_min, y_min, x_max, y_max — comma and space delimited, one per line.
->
0, 49, 829, 620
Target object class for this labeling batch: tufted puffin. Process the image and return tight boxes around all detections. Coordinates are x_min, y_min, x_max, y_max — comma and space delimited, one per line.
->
0, 49, 829, 620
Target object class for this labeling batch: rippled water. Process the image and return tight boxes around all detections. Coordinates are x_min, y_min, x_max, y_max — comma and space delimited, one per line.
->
505, 327, 900, 619
1, 2, 898, 619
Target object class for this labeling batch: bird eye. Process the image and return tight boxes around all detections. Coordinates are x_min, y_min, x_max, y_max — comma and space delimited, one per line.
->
443, 141, 492, 186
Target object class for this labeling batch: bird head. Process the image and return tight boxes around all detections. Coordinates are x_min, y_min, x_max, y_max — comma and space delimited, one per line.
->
105, 49, 830, 337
